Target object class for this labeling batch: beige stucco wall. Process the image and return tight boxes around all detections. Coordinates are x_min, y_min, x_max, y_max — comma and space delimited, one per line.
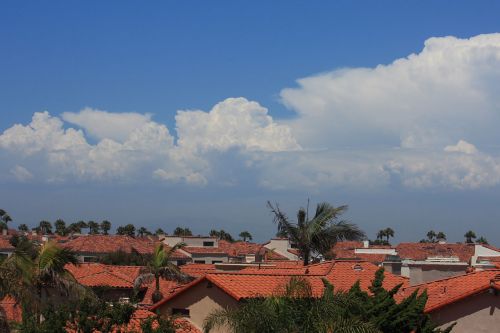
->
430, 291, 500, 333
157, 280, 239, 333
408, 265, 467, 285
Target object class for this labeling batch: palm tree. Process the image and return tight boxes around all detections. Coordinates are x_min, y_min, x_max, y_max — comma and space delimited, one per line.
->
426, 230, 437, 243
376, 229, 386, 241
0, 209, 12, 233
239, 231, 252, 242
54, 219, 67, 236
100, 220, 112, 235
154, 228, 166, 236
134, 243, 192, 303
137, 227, 151, 237
38, 220, 53, 235
436, 232, 446, 242
476, 236, 488, 245
174, 227, 192, 236
77, 220, 88, 234
18, 224, 29, 233
383, 228, 394, 243
464, 230, 476, 243
268, 201, 365, 266
1, 240, 86, 322
87, 221, 100, 234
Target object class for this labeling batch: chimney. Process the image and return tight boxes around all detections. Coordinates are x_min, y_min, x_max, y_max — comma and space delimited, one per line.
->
363, 240, 369, 248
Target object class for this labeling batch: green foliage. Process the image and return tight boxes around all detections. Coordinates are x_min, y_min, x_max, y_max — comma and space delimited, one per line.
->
239, 231, 253, 241
100, 220, 112, 235
154, 228, 165, 236
210, 229, 234, 242
87, 221, 100, 235
173, 227, 192, 236
268, 200, 365, 265
17, 224, 29, 233
38, 220, 52, 235
464, 230, 476, 243
116, 224, 136, 236
476, 236, 488, 245
140, 315, 178, 333
17, 297, 135, 333
54, 219, 67, 236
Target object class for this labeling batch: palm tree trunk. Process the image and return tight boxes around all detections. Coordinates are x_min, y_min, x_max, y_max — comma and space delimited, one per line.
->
155, 274, 160, 294
303, 251, 310, 266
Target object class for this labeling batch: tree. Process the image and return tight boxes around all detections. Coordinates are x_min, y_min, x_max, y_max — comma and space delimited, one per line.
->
38, 220, 53, 235
173, 227, 192, 236
426, 230, 437, 243
210, 229, 234, 242
0, 209, 12, 232
384, 228, 394, 243
100, 220, 111, 235
18, 224, 29, 233
436, 232, 446, 242
464, 230, 477, 243
154, 228, 166, 236
476, 236, 488, 245
116, 224, 136, 237
268, 201, 365, 266
0, 240, 85, 324
376, 229, 386, 241
137, 227, 151, 237
67, 223, 82, 235
239, 231, 253, 242
87, 221, 100, 235
77, 220, 88, 234
134, 243, 192, 303
54, 219, 67, 236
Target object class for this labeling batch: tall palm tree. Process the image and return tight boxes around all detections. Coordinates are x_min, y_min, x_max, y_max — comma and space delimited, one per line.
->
384, 228, 394, 243
376, 230, 386, 241
1, 240, 87, 322
100, 220, 112, 235
268, 201, 365, 266
134, 243, 192, 303
87, 221, 100, 234
426, 230, 437, 243
436, 232, 446, 242
239, 231, 253, 242
464, 230, 476, 243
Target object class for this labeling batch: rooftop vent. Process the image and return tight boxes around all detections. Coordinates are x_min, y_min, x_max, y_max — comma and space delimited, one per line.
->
352, 264, 363, 271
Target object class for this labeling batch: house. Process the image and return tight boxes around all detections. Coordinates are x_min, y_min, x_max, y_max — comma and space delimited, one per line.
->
398, 269, 500, 333
66, 263, 143, 302
262, 238, 300, 261
163, 236, 230, 264
0, 236, 14, 259
331, 240, 398, 266
60, 234, 190, 264
471, 243, 500, 269
394, 243, 474, 285
149, 260, 408, 332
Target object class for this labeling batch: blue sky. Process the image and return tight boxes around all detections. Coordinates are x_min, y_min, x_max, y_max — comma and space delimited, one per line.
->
1, 1, 500, 244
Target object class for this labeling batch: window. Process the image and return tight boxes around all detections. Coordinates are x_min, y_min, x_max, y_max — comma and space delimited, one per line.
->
203, 241, 214, 247
194, 260, 206, 264
177, 260, 187, 266
211, 260, 223, 264
83, 256, 98, 263
172, 308, 190, 317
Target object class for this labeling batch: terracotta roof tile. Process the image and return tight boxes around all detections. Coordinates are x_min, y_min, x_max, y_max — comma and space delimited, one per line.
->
66, 263, 142, 289
182, 246, 228, 254
397, 269, 500, 312
0, 296, 22, 323
0, 236, 14, 251
396, 243, 474, 262
141, 279, 184, 305
180, 263, 217, 277
218, 240, 261, 256
151, 260, 408, 310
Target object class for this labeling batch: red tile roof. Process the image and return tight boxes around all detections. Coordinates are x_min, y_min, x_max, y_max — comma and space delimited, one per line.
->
396, 243, 474, 262
218, 240, 261, 256
66, 263, 142, 289
0, 296, 22, 323
180, 263, 217, 277
60, 235, 189, 259
397, 269, 500, 313
150, 260, 408, 310
0, 236, 14, 251
141, 278, 184, 305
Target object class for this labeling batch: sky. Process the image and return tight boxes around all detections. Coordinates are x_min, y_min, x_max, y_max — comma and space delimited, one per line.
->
1, 1, 500, 244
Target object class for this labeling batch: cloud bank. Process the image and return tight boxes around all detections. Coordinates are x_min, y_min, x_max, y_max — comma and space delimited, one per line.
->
2, 34, 500, 190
